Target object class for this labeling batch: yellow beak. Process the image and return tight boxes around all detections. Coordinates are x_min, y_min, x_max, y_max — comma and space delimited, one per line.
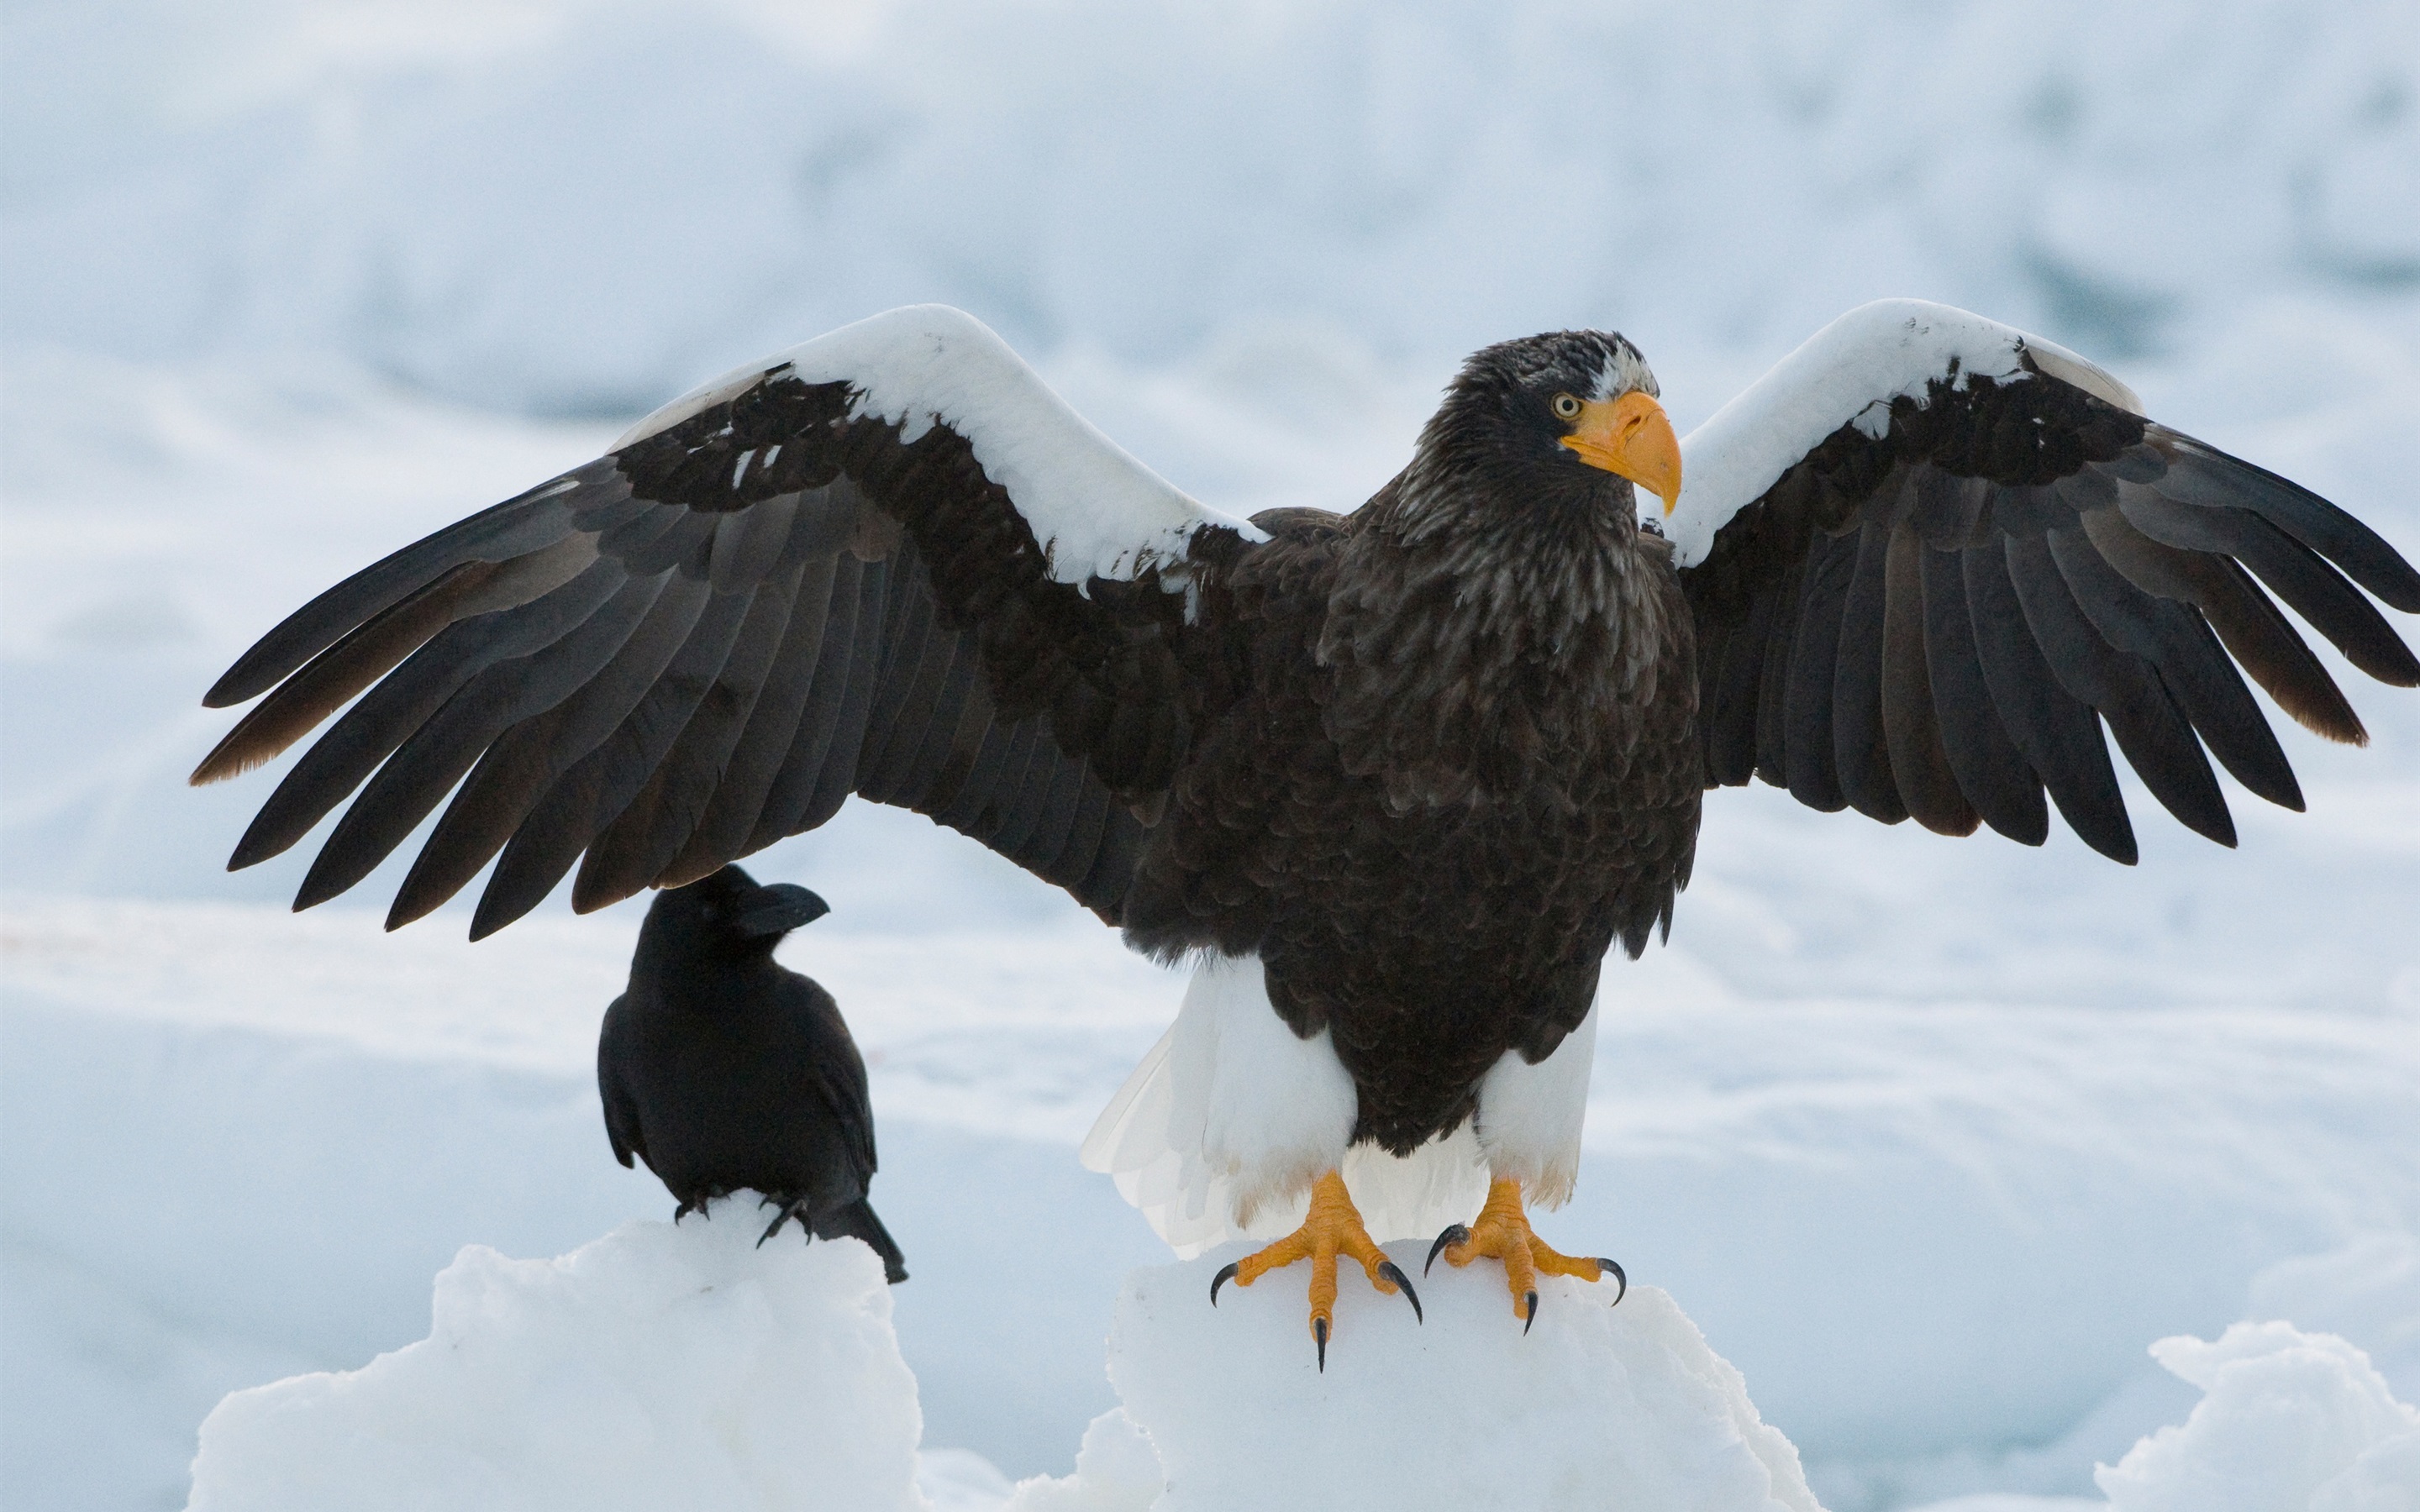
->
1560, 391, 1681, 514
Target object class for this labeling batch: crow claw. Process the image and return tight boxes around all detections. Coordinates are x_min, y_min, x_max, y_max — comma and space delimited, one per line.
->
1210, 1262, 1239, 1306
1425, 1223, 1470, 1277
756, 1200, 807, 1247
1377, 1261, 1423, 1323
1597, 1258, 1628, 1307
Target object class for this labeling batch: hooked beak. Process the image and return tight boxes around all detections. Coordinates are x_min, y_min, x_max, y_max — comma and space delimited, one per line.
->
732, 883, 830, 938
1560, 391, 1681, 515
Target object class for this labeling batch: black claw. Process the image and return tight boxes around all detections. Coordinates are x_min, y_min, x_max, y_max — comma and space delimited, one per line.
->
1597, 1258, 1628, 1307
1523, 1290, 1539, 1335
1210, 1262, 1240, 1306
1425, 1224, 1470, 1277
757, 1201, 806, 1248
1378, 1261, 1423, 1323
1314, 1315, 1328, 1372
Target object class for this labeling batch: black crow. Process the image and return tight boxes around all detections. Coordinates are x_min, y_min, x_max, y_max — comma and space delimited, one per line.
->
599, 864, 907, 1282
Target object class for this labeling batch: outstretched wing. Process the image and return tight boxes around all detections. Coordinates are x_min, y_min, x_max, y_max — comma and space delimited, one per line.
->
194, 306, 1265, 936
1673, 299, 2419, 862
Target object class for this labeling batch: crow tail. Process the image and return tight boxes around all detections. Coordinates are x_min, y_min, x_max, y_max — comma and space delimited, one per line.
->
817, 1196, 908, 1284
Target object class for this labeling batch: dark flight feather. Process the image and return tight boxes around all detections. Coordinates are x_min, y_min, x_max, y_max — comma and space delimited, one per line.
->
1918, 542, 2047, 844
2119, 490, 2420, 687
764, 554, 891, 848
1831, 517, 1908, 824
665, 554, 847, 884
1782, 529, 1856, 811
2149, 435, 2420, 610
1750, 555, 1801, 786
2004, 533, 2234, 846
229, 556, 634, 871
203, 470, 603, 708
577, 565, 810, 899
2079, 507, 2365, 746
1881, 522, 1979, 835
300, 568, 719, 911
1960, 541, 2135, 861
2043, 527, 2302, 811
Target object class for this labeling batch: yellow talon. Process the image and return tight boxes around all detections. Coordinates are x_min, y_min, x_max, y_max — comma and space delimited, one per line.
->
1426, 1178, 1625, 1330
1210, 1169, 1423, 1368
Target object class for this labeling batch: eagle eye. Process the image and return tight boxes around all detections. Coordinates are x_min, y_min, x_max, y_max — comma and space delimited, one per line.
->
1551, 392, 1582, 420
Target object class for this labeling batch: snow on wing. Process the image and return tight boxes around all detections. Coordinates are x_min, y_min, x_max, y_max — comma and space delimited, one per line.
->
192, 307, 1262, 937
1674, 300, 2420, 863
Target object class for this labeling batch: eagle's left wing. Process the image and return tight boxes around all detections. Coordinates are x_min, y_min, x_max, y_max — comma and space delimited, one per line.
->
1672, 299, 2418, 862
192, 307, 1265, 936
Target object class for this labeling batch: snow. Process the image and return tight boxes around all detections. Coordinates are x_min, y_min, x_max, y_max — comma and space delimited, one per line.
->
8, 2, 2413, 414
1107, 1257, 1818, 1511
186, 1215, 924, 1512
1667, 299, 2135, 567
3, 0, 2417, 1507
176, 1207, 1819, 1512
6, 893, 2413, 1509
2095, 1323, 2420, 1512
620, 306, 1265, 588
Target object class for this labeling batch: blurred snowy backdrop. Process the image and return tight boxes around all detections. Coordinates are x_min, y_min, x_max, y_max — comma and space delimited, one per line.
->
3, 1, 2415, 1509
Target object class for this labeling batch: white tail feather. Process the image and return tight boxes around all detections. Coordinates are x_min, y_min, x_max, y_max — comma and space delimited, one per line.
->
1081, 953, 1493, 1257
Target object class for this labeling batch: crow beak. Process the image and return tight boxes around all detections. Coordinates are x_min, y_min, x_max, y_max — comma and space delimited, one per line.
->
732, 884, 830, 937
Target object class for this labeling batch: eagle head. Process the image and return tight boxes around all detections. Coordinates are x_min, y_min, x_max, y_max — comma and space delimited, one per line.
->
1411, 330, 1682, 522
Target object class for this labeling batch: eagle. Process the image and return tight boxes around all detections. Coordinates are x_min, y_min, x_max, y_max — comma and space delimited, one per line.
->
192, 301, 2420, 1362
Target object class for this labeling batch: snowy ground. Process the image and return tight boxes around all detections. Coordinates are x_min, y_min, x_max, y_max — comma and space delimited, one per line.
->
3, 1, 2417, 1507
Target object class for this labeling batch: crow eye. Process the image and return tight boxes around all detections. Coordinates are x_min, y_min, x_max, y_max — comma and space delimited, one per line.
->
1551, 393, 1582, 420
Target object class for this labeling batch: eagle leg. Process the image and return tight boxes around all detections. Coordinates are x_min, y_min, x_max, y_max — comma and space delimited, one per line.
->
1424, 1178, 1625, 1330
1208, 1169, 1420, 1369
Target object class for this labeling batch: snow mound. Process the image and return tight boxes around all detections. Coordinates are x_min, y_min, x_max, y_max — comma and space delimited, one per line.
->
184, 1209, 923, 1512
1094, 1247, 1818, 1512
2094, 1321, 2420, 1512
997, 1410, 1164, 1511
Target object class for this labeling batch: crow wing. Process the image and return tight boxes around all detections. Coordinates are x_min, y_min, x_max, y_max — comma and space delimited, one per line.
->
1673, 300, 2420, 862
783, 973, 880, 1190
193, 307, 1264, 935
597, 992, 645, 1168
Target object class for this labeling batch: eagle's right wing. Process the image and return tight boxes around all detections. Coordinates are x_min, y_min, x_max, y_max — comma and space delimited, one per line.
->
192, 307, 1266, 937
1672, 300, 2419, 862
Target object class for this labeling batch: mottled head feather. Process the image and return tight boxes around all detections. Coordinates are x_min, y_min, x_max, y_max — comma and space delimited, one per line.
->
1461, 328, 1659, 405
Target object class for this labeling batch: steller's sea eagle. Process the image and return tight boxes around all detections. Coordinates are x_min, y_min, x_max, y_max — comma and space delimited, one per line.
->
192, 302, 2420, 1362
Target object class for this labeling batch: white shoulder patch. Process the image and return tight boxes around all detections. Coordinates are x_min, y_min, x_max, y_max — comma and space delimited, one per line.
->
613, 306, 1265, 587
1666, 299, 2138, 568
